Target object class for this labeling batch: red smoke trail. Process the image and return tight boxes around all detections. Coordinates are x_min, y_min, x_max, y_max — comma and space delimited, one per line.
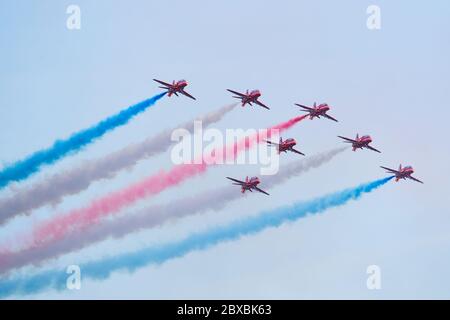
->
13, 115, 308, 250
213, 114, 307, 162
32, 163, 207, 245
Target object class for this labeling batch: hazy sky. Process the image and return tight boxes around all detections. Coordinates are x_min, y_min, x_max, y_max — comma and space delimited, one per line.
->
0, 0, 449, 299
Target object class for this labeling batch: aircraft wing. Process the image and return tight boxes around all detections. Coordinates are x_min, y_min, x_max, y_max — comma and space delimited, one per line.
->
227, 89, 246, 97
265, 140, 279, 146
338, 136, 356, 143
253, 186, 270, 196
226, 177, 245, 185
323, 113, 338, 122
295, 103, 313, 111
408, 176, 424, 184
290, 148, 305, 156
153, 79, 172, 87
380, 166, 399, 174
180, 90, 196, 100
255, 100, 270, 110
366, 145, 381, 153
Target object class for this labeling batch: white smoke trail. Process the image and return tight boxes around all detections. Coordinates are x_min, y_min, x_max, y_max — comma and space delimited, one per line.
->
0, 169, 391, 299
0, 104, 237, 225
0, 147, 345, 274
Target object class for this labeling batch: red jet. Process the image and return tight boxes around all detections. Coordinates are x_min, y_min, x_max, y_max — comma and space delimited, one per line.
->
266, 137, 305, 156
226, 89, 270, 110
226, 176, 270, 195
380, 164, 423, 184
338, 134, 381, 153
153, 79, 196, 100
295, 102, 338, 122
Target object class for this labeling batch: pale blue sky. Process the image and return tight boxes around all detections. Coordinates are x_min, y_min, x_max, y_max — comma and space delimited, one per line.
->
0, 0, 449, 299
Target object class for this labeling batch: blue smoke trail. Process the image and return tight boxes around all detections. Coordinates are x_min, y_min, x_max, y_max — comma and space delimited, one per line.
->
0, 176, 392, 298
0, 92, 166, 190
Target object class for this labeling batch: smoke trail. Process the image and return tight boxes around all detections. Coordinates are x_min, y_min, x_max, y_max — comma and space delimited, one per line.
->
0, 176, 393, 298
0, 104, 237, 225
0, 93, 167, 190
9, 115, 307, 250
0, 147, 346, 273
